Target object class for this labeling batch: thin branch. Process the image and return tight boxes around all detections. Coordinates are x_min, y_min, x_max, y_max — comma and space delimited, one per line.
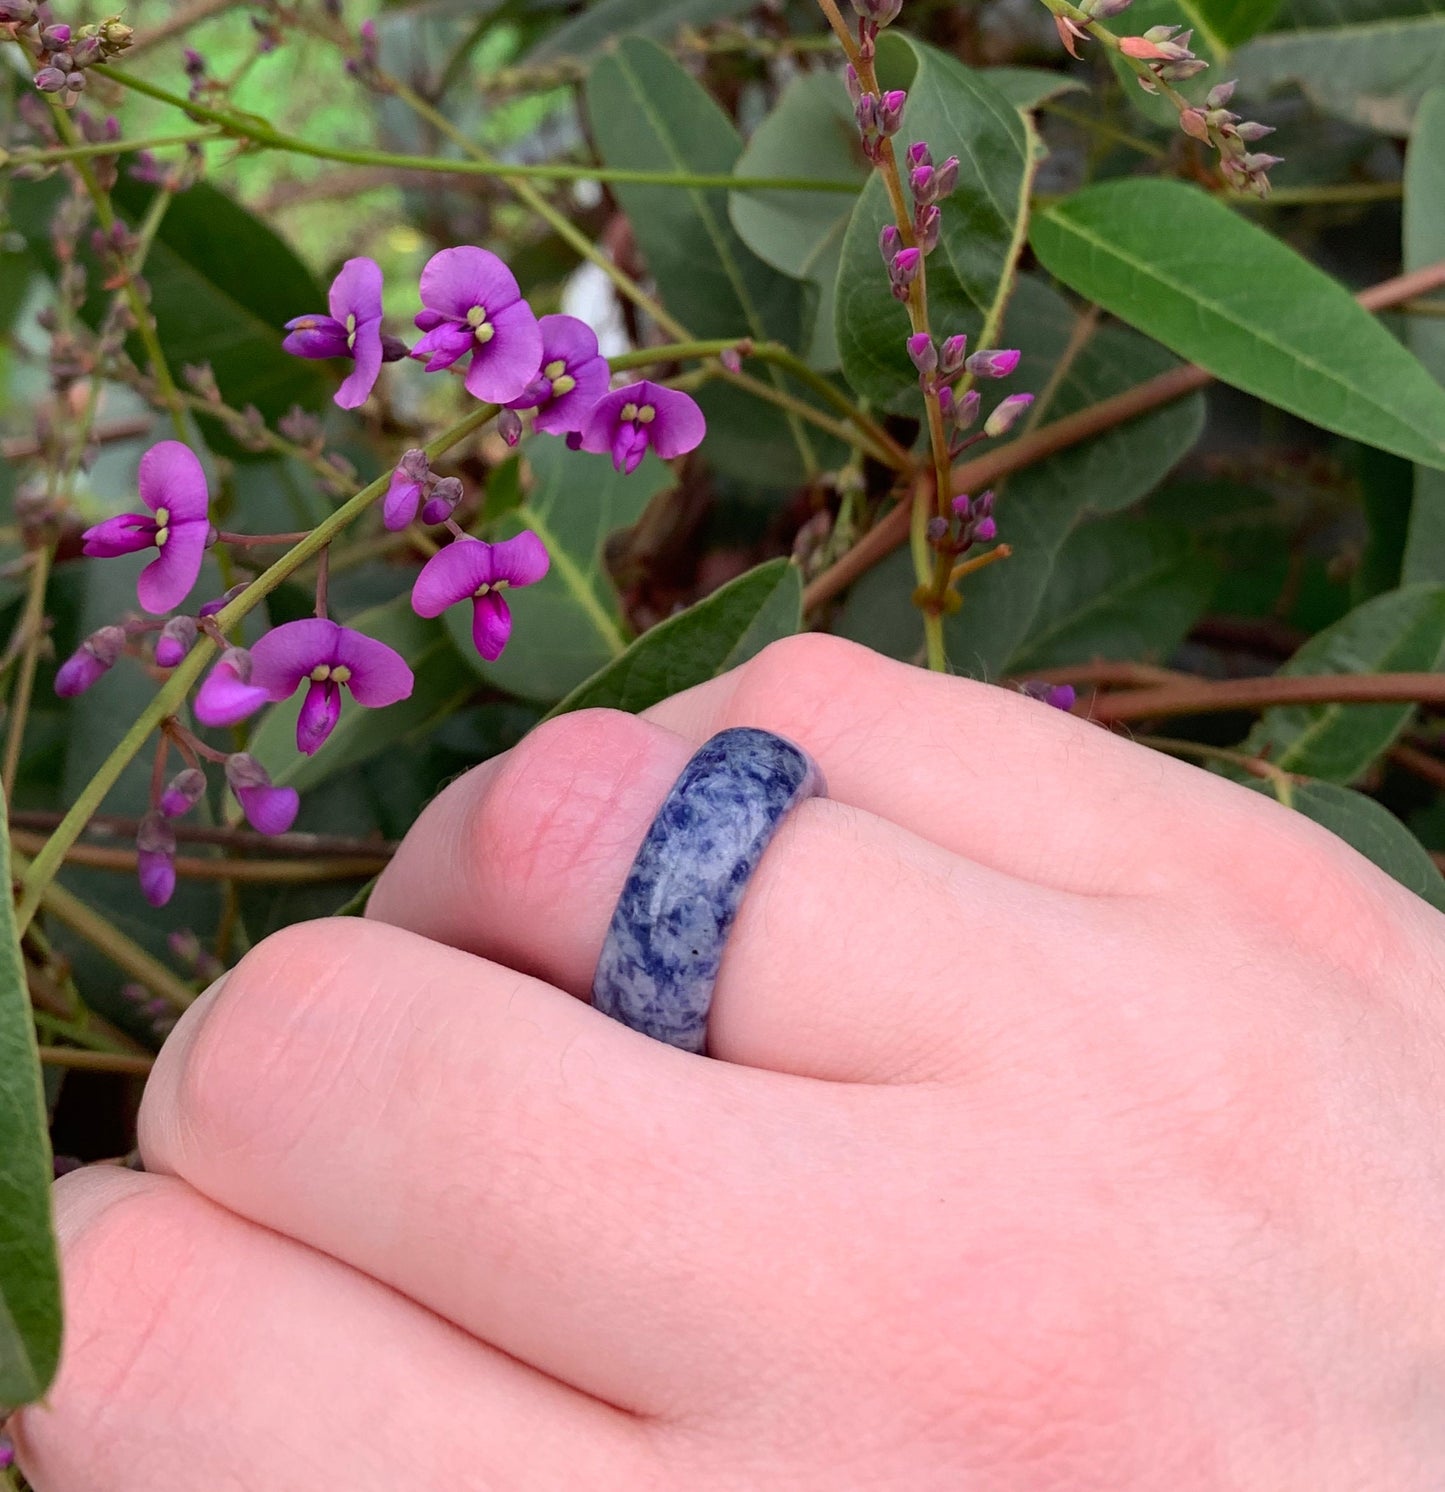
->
8, 809, 398, 859
10, 831, 387, 883
1, 415, 155, 462
802, 260, 1445, 612
1089, 672, 1445, 727
38, 1046, 154, 1075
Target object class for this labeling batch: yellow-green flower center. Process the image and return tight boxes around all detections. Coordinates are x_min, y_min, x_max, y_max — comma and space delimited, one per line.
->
308, 663, 353, 684
551, 374, 576, 397
345, 312, 357, 351
474, 579, 511, 599
544, 359, 567, 380
153, 506, 170, 546
637, 404, 656, 424
467, 305, 494, 345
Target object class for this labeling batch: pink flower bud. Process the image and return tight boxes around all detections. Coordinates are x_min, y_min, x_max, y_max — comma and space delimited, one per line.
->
965, 347, 1021, 379
1179, 108, 1210, 142
933, 156, 959, 199
136, 812, 177, 908
939, 334, 968, 375
907, 333, 937, 378
497, 407, 523, 447
155, 614, 198, 668
914, 205, 941, 255
984, 393, 1034, 438
878, 90, 907, 136
55, 624, 126, 697
906, 141, 931, 170
879, 224, 902, 264
159, 767, 207, 819
888, 246, 922, 301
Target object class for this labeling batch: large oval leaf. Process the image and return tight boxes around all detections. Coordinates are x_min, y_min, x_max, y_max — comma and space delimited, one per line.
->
1031, 179, 1445, 472
547, 558, 801, 718
0, 802, 63, 1410
1242, 584, 1445, 781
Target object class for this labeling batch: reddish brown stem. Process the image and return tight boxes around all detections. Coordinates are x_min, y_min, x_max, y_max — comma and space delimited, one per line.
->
1088, 672, 1445, 726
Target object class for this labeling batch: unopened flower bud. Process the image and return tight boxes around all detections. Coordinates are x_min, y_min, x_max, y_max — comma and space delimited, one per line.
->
1083, 0, 1133, 16
421, 476, 463, 525
844, 64, 863, 107
399, 446, 431, 483
910, 165, 936, 204
878, 89, 907, 135
851, 0, 903, 24
925, 515, 949, 546
953, 388, 981, 431
965, 347, 1021, 379
879, 224, 902, 264
0, 1, 37, 24
155, 614, 198, 668
906, 141, 931, 170
933, 156, 959, 199
907, 332, 937, 378
984, 392, 1034, 438
40, 22, 69, 46
939, 334, 968, 375
972, 516, 998, 543
888, 246, 921, 301
1206, 80, 1237, 109
159, 767, 207, 819
33, 66, 67, 92
135, 812, 177, 908
914, 205, 941, 255
1021, 680, 1076, 712
71, 35, 102, 65
497, 407, 523, 447
379, 334, 410, 362
55, 625, 126, 697
100, 16, 134, 51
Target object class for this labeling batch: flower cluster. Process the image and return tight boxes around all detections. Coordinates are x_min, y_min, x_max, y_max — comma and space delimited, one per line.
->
56, 238, 710, 907
1051, 2, 1281, 197
10, 5, 133, 107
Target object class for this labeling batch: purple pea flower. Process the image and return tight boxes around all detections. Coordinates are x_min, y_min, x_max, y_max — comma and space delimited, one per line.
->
225, 753, 299, 835
411, 247, 543, 405
579, 381, 706, 476
410, 533, 550, 662
82, 440, 210, 614
283, 257, 385, 410
506, 314, 610, 437
247, 619, 414, 756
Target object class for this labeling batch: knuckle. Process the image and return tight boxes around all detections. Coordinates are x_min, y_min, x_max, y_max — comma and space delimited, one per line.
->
735, 632, 874, 705
464, 708, 675, 903
172, 919, 383, 1162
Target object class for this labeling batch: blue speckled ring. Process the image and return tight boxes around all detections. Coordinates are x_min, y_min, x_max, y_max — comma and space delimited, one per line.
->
591, 727, 825, 1054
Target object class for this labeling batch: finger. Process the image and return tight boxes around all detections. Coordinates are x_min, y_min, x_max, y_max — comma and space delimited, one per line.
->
366, 706, 1093, 1082
137, 920, 869, 1417
11, 1167, 664, 1492
638, 633, 1273, 897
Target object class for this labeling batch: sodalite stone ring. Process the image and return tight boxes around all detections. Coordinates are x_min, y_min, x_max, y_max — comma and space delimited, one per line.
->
591, 727, 825, 1053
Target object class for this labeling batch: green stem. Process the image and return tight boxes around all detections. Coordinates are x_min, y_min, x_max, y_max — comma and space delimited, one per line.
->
85, 68, 858, 192
2, 128, 219, 165
2, 545, 51, 803
15, 851, 200, 1011
48, 104, 189, 442
1137, 735, 1297, 809
15, 400, 498, 934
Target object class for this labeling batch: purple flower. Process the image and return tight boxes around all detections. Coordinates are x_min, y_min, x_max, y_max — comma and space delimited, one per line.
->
411, 247, 542, 405
82, 440, 210, 614
225, 753, 299, 835
248, 619, 414, 756
410, 533, 549, 661
283, 257, 385, 410
159, 767, 207, 818
578, 381, 706, 475
55, 624, 125, 697
136, 812, 176, 908
194, 647, 271, 727
506, 314, 611, 436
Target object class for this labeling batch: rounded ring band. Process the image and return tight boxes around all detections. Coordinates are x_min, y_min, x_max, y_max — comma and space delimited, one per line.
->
590, 726, 826, 1053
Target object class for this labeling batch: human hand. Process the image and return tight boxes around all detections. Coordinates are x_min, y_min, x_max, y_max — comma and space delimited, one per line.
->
13, 635, 1445, 1490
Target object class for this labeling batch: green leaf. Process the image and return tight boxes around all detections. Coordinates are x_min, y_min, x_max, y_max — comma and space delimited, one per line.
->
1253, 780, 1445, 912
1242, 584, 1445, 781
0, 800, 63, 1410
1031, 179, 1445, 472
1006, 514, 1221, 673
586, 37, 813, 482
1353, 445, 1412, 603
527, 0, 755, 63
547, 558, 801, 718
462, 438, 671, 703
1186, 0, 1287, 46
246, 594, 478, 796
1234, 15, 1445, 134
1403, 87, 1445, 585
835, 34, 1034, 410
730, 73, 867, 370
982, 68, 1088, 110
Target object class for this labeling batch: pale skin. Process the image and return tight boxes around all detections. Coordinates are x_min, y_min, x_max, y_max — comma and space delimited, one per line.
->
11, 633, 1445, 1489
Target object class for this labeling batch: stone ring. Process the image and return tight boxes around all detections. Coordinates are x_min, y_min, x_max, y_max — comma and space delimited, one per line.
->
590, 727, 826, 1053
